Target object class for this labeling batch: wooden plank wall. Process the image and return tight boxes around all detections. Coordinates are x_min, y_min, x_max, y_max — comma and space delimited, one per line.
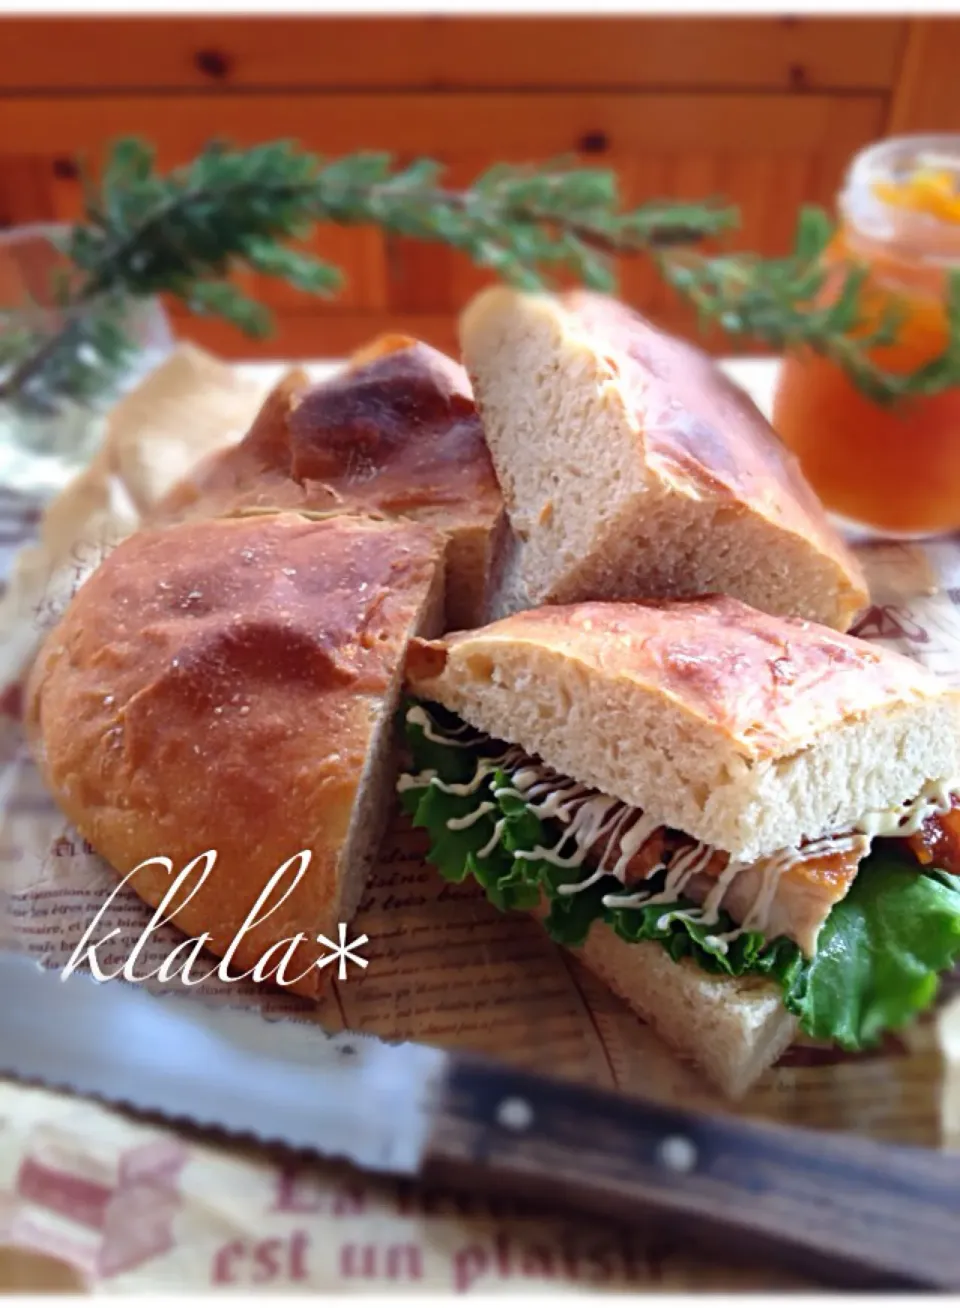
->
0, 15, 957, 360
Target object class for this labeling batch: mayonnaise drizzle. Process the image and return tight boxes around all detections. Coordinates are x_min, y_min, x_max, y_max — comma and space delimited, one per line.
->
398, 704, 959, 949
446, 802, 496, 830
699, 835, 869, 955
603, 843, 703, 911
556, 865, 610, 897
478, 817, 509, 859
512, 794, 625, 869
705, 858, 783, 954
406, 704, 486, 749
396, 762, 501, 797
854, 779, 955, 839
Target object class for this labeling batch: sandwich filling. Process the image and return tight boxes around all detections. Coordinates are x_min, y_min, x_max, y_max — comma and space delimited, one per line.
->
399, 700, 960, 1051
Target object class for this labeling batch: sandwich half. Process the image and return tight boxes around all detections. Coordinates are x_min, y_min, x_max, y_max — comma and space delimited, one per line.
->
399, 596, 960, 1096
460, 288, 868, 632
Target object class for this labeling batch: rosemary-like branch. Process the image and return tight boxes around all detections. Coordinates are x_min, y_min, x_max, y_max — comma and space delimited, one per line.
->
0, 139, 735, 410
4, 138, 960, 414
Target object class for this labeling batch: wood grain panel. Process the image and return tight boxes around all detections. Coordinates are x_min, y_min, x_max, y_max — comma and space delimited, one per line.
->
807, 98, 891, 211
617, 155, 672, 318
166, 307, 463, 360
889, 19, 960, 134
0, 92, 887, 163
166, 305, 771, 363
381, 156, 479, 317
0, 157, 56, 229
761, 156, 814, 256
721, 156, 773, 258
237, 225, 388, 313
0, 83, 887, 359
0, 17, 906, 93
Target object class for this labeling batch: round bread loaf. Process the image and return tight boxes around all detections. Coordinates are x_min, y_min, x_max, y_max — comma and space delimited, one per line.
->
26, 511, 445, 996
155, 337, 505, 630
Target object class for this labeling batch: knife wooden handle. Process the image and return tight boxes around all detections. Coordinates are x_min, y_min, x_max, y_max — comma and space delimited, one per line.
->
423, 1054, 960, 1290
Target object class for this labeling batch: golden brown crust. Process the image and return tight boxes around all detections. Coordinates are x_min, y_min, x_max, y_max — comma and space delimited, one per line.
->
405, 594, 941, 762
286, 344, 497, 518
153, 342, 505, 628
559, 291, 868, 624
345, 332, 420, 369
26, 512, 444, 996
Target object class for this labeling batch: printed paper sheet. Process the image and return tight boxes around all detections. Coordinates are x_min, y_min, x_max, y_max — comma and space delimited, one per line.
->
0, 346, 958, 1292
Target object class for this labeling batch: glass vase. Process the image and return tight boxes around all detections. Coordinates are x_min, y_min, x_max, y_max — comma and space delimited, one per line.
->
0, 223, 174, 504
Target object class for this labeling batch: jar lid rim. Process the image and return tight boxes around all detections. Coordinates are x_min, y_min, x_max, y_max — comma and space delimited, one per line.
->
841, 133, 960, 260
847, 133, 960, 187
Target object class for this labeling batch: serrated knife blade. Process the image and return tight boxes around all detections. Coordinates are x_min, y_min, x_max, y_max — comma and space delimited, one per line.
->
0, 950, 444, 1176
2, 949, 960, 1291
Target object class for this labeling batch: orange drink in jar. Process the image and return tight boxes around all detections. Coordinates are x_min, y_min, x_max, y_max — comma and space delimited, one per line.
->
773, 135, 960, 538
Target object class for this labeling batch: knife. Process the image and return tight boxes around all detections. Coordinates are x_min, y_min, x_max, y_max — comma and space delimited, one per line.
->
1, 951, 958, 1292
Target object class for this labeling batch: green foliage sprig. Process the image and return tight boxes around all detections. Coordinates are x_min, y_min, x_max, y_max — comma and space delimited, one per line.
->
2, 135, 960, 414
661, 206, 960, 407
0, 138, 734, 413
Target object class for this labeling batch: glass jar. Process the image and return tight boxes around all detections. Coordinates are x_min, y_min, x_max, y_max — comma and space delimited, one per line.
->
772, 135, 960, 539
0, 223, 173, 501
